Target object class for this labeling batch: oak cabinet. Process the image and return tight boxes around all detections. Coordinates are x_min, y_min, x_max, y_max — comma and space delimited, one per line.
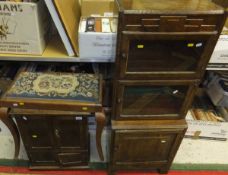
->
15, 114, 89, 168
111, 0, 226, 174
109, 120, 187, 174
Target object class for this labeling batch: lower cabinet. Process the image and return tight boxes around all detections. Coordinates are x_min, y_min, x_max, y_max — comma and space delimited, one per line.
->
14, 114, 89, 169
109, 120, 187, 174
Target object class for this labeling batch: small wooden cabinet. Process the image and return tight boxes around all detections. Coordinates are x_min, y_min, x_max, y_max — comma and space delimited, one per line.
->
109, 120, 187, 174
13, 110, 89, 169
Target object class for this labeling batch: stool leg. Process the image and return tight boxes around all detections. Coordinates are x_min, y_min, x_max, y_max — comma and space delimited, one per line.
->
0, 107, 20, 159
95, 110, 105, 161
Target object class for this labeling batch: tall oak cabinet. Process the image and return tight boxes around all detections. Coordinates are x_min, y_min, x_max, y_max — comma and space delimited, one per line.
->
109, 0, 226, 174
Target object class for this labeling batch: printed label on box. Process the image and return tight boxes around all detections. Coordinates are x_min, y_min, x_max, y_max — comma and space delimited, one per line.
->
0, 1, 49, 55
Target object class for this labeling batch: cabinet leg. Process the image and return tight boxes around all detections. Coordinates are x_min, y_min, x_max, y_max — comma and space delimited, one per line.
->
158, 168, 169, 174
0, 107, 20, 159
107, 168, 115, 175
95, 110, 105, 161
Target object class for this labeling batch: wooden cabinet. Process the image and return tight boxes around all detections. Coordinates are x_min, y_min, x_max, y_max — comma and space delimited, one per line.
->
14, 113, 89, 168
109, 120, 187, 174
111, 0, 226, 174
114, 80, 198, 120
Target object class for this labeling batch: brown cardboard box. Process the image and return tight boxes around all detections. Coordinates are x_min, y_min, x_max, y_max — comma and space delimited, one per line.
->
81, 0, 114, 17
185, 111, 228, 140
212, 0, 228, 8
0, 1, 50, 55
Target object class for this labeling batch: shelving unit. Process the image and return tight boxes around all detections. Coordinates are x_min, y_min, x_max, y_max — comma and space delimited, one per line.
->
0, 36, 114, 63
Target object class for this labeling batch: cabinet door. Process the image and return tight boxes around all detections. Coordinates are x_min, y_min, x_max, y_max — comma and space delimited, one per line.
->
53, 116, 88, 151
112, 129, 184, 168
118, 33, 216, 79
115, 80, 197, 120
15, 116, 54, 150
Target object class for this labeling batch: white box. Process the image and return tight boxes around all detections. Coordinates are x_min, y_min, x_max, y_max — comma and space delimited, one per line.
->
0, 0, 50, 55
209, 34, 228, 64
185, 111, 228, 140
79, 18, 117, 61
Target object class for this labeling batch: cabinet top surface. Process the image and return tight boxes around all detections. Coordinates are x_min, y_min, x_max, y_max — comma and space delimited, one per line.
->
116, 0, 224, 14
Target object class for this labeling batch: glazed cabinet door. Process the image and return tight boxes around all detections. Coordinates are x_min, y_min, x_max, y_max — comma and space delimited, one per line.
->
15, 116, 54, 150
114, 80, 197, 120
112, 129, 185, 169
118, 33, 216, 79
52, 116, 88, 151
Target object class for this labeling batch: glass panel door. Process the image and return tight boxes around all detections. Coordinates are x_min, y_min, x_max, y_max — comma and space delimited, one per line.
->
120, 85, 189, 117
126, 39, 206, 72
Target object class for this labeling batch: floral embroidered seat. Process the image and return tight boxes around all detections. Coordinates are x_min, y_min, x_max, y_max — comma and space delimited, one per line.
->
1, 72, 102, 112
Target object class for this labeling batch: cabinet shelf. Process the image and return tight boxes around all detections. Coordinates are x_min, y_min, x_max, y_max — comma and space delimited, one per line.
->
0, 36, 114, 63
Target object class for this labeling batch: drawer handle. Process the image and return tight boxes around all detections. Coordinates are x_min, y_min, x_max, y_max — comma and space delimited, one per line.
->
161, 140, 166, 143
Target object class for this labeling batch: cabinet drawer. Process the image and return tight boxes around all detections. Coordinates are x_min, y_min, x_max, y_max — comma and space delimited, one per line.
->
29, 150, 57, 166
123, 14, 220, 32
57, 152, 89, 167
112, 128, 186, 169
118, 33, 216, 79
114, 80, 198, 120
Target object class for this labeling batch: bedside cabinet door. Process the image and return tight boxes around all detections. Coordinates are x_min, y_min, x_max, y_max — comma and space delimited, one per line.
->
115, 80, 197, 120
15, 116, 54, 150
112, 129, 184, 169
53, 116, 88, 151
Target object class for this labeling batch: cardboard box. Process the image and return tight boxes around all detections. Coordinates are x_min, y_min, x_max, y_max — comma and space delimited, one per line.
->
79, 18, 117, 61
212, 0, 228, 8
81, 0, 114, 17
0, 0, 50, 55
209, 18, 228, 64
207, 78, 228, 107
185, 111, 228, 140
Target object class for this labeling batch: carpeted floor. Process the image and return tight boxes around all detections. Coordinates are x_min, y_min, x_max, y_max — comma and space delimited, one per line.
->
0, 166, 228, 175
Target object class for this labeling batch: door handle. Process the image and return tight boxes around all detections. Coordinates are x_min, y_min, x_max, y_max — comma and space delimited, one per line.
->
55, 129, 60, 138
122, 53, 126, 59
